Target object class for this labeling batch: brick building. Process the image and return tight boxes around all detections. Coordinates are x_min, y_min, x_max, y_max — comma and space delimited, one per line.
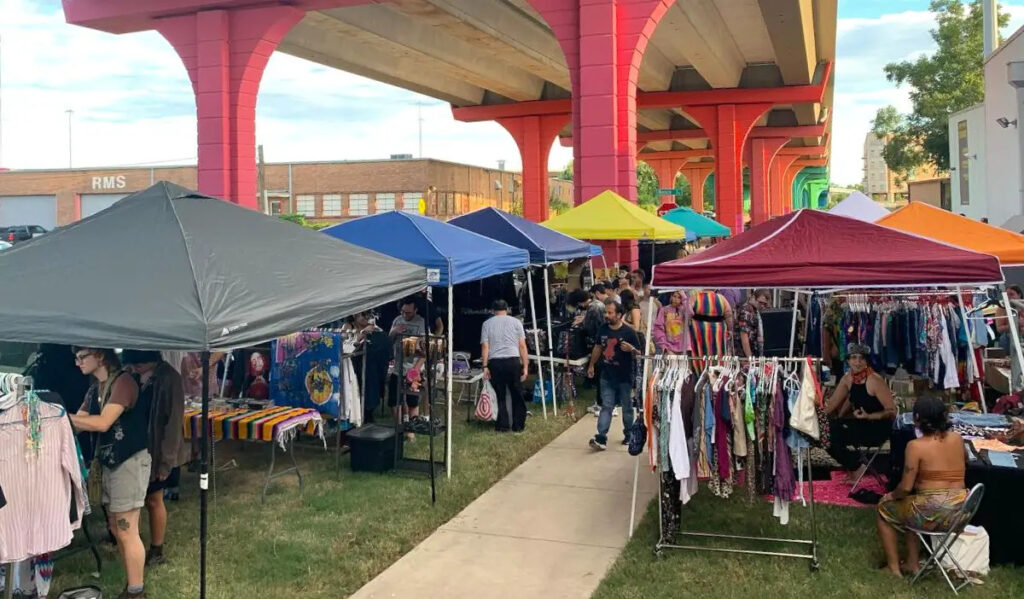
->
0, 158, 573, 228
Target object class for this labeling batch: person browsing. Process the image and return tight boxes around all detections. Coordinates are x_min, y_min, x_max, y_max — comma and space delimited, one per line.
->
481, 299, 529, 432
587, 299, 642, 450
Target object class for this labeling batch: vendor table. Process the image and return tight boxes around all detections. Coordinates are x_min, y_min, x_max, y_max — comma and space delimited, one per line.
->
183, 406, 324, 503
889, 413, 1024, 566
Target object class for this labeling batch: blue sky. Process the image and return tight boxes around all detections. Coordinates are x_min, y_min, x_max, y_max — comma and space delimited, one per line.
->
0, 0, 1022, 186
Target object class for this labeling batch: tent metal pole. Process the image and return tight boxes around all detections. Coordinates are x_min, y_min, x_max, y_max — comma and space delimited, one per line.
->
1002, 289, 1024, 395
447, 283, 454, 479
199, 350, 210, 599
543, 267, 559, 414
526, 268, 548, 419
957, 286, 988, 413
788, 290, 801, 358
630, 289, 658, 537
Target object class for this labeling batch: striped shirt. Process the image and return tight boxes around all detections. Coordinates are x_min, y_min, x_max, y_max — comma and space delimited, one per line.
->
0, 401, 85, 563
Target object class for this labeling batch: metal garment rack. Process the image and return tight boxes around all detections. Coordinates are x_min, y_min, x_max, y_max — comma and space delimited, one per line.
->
635, 354, 821, 570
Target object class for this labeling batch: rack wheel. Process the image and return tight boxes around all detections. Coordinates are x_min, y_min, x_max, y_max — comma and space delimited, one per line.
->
809, 559, 820, 572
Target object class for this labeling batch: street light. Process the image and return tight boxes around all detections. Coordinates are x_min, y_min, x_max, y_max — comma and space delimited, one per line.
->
65, 109, 74, 168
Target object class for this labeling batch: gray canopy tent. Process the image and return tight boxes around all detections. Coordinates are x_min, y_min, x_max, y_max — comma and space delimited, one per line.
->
0, 182, 427, 598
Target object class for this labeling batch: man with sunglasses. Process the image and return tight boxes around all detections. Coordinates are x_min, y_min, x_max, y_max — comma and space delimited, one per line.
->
734, 289, 771, 358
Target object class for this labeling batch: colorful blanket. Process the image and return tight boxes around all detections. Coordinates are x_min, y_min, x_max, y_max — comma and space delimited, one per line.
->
184, 406, 324, 450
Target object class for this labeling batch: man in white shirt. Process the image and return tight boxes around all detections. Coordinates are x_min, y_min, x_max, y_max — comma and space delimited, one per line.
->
481, 299, 529, 432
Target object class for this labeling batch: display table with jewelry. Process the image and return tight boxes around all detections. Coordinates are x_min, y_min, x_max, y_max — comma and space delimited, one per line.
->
182, 399, 325, 503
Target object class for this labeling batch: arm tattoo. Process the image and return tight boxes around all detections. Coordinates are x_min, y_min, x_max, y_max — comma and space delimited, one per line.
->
117, 518, 130, 531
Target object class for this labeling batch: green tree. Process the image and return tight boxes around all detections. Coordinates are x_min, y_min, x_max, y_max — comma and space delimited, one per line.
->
557, 161, 573, 181
882, 0, 1008, 171
636, 161, 660, 210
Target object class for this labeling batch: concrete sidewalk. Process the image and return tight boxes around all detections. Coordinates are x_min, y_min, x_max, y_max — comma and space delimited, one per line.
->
350, 415, 657, 599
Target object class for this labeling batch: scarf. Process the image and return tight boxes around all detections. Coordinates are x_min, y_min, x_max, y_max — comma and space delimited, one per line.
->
850, 366, 874, 385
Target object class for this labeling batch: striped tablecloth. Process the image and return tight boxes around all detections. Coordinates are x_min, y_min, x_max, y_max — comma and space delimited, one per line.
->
184, 406, 324, 450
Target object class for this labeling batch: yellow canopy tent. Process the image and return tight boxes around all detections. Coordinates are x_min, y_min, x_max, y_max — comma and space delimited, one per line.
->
876, 202, 1024, 265
541, 190, 686, 240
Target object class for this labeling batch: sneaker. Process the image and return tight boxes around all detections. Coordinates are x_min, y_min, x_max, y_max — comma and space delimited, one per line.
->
145, 546, 166, 567
621, 438, 629, 446
117, 589, 147, 599
589, 437, 607, 451
613, 406, 621, 417
587, 404, 601, 416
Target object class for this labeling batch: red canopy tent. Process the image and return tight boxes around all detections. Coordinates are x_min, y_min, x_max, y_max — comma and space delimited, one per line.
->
651, 210, 1004, 289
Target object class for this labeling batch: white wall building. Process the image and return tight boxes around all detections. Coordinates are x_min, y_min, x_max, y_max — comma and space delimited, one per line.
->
949, 25, 1024, 225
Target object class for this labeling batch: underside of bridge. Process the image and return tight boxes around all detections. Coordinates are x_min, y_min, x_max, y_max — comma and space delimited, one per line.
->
63, 0, 836, 265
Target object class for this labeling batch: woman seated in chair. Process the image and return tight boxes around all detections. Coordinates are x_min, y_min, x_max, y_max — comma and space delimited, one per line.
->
876, 394, 966, 576
823, 343, 898, 482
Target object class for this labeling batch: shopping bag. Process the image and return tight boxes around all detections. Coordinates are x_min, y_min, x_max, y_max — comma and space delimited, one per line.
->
57, 587, 103, 599
475, 380, 498, 421
533, 379, 553, 404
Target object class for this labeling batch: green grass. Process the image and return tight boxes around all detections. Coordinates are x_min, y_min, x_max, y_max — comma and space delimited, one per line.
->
51, 393, 593, 598
594, 491, 1024, 599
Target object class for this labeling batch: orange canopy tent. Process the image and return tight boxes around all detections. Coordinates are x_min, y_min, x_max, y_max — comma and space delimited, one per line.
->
876, 202, 1024, 265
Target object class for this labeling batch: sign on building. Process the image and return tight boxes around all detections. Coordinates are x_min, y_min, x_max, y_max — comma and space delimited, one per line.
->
91, 175, 127, 191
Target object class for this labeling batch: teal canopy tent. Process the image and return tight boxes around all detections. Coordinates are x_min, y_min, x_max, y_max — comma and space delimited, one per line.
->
661, 206, 731, 240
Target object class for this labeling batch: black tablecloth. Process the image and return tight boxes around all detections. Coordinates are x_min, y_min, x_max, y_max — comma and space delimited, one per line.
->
890, 422, 1024, 566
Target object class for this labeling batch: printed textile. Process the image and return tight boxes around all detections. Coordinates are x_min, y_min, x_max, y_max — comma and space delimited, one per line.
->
271, 332, 348, 420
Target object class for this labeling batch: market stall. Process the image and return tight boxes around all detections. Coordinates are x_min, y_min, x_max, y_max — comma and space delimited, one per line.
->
0, 182, 429, 599
542, 190, 686, 267
826, 190, 890, 222
876, 201, 1024, 265
323, 211, 530, 477
641, 209, 1007, 568
660, 206, 731, 241
450, 207, 600, 418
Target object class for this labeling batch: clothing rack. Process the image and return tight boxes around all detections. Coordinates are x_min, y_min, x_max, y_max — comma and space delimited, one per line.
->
632, 354, 821, 571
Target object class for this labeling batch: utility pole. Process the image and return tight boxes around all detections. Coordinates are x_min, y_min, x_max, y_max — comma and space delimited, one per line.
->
417, 101, 424, 158
65, 109, 74, 168
257, 144, 267, 214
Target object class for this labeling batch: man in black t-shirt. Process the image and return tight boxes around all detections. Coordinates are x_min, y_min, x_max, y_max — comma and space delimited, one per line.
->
586, 299, 641, 450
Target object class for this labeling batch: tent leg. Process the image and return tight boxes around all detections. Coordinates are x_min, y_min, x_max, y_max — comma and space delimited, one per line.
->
199, 351, 210, 599
630, 293, 658, 537
447, 284, 454, 479
527, 269, 547, 419
788, 290, 800, 358
544, 267, 559, 415
1003, 289, 1024, 395
958, 286, 987, 413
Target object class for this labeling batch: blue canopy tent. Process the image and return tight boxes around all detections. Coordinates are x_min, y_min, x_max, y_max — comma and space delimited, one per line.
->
661, 207, 731, 240
323, 211, 530, 476
450, 207, 601, 415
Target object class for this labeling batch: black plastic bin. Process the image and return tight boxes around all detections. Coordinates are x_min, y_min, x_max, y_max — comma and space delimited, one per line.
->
347, 424, 397, 473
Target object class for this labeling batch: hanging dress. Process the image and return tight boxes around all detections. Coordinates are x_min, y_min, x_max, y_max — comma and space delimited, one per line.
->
689, 291, 730, 362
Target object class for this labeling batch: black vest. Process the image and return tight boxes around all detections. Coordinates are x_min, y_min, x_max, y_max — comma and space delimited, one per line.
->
87, 371, 150, 468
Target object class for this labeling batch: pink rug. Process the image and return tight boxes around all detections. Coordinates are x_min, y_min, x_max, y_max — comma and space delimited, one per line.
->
767, 471, 887, 508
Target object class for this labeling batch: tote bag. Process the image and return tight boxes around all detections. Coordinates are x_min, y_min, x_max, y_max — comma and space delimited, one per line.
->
475, 380, 498, 422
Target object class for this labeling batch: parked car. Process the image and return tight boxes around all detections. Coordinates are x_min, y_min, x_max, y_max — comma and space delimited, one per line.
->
3, 225, 47, 243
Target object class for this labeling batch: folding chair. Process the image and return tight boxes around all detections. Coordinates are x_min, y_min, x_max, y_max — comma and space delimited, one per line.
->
848, 440, 890, 493
907, 483, 986, 594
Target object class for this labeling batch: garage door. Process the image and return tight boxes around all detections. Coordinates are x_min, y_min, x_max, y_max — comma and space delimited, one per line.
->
0, 196, 57, 229
81, 193, 129, 219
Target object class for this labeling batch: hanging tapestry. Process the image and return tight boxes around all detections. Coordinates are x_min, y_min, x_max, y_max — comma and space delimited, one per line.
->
271, 332, 345, 419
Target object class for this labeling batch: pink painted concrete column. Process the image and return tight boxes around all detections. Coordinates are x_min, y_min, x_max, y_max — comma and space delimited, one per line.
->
769, 154, 800, 217
680, 166, 713, 211
157, 6, 303, 207
528, 0, 672, 267
686, 103, 771, 235
746, 137, 789, 226
647, 158, 685, 204
498, 115, 569, 222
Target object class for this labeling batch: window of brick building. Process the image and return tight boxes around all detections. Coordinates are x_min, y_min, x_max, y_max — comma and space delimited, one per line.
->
401, 192, 422, 214
296, 195, 315, 217
322, 194, 342, 217
375, 193, 396, 212
349, 193, 369, 216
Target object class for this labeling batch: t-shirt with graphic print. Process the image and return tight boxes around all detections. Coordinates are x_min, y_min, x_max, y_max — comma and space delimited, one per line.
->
596, 323, 641, 384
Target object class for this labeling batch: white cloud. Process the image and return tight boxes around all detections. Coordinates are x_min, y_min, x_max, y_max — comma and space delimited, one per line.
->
0, 0, 572, 173
831, 3, 1024, 185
